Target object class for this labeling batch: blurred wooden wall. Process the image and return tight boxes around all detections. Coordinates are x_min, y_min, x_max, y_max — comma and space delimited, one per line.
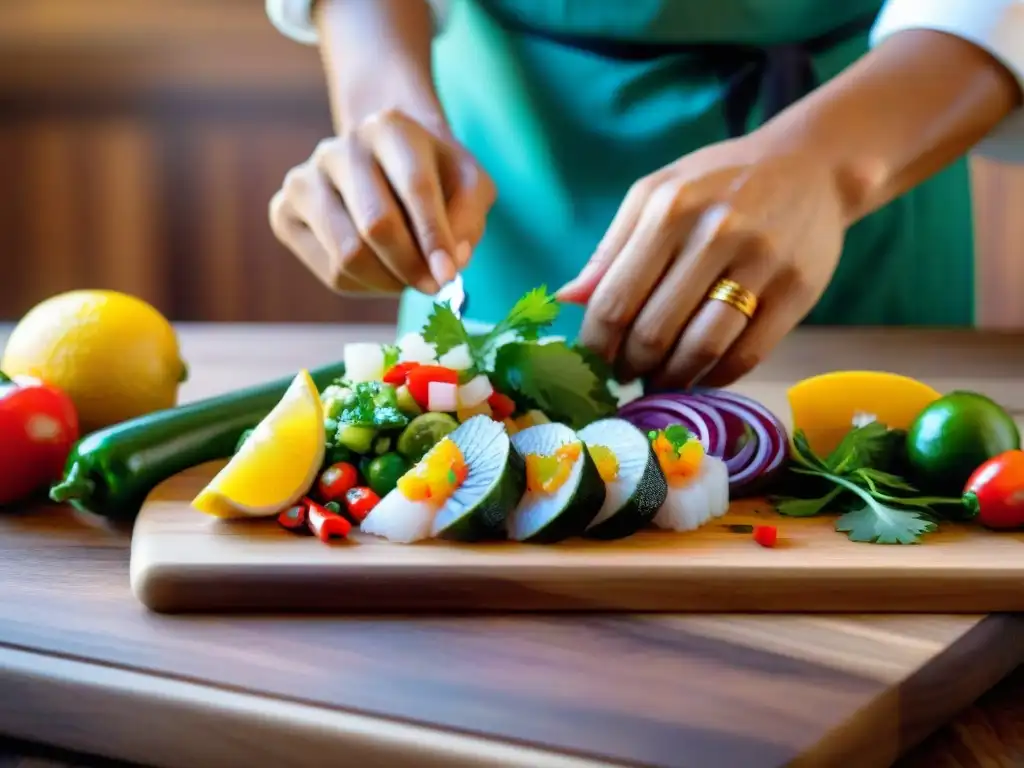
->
0, 1, 1021, 327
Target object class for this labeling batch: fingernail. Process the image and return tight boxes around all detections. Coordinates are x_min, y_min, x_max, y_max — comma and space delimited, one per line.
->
454, 241, 472, 268
428, 249, 456, 286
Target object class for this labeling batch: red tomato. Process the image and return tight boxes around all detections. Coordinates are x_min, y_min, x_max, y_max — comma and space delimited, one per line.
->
0, 373, 79, 506
406, 366, 458, 409
304, 498, 352, 542
963, 450, 1024, 530
317, 462, 358, 502
344, 486, 380, 521
752, 525, 778, 548
487, 391, 516, 421
382, 362, 420, 386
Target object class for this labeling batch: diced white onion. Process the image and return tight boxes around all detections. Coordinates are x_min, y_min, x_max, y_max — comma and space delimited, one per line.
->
343, 343, 385, 383
427, 381, 458, 412
438, 343, 474, 371
397, 333, 438, 365
457, 374, 493, 408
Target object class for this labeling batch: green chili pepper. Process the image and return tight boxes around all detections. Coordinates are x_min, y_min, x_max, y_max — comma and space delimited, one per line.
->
49, 362, 346, 522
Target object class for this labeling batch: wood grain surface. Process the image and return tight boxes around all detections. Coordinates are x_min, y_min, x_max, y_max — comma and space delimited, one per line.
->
131, 460, 1024, 615
2, 324, 1024, 768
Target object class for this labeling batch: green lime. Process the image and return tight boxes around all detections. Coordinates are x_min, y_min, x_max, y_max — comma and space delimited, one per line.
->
365, 452, 410, 497
396, 412, 459, 463
906, 391, 1020, 495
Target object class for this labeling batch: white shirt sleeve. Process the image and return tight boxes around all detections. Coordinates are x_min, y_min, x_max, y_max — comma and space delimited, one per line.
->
265, 0, 449, 46
871, 0, 1024, 164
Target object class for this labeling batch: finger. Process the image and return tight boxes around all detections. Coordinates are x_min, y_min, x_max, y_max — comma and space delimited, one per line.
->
577, 184, 699, 364
698, 273, 817, 387
320, 138, 439, 294
555, 177, 655, 304
650, 250, 776, 390
269, 192, 366, 294
287, 170, 405, 294
444, 153, 496, 268
366, 118, 459, 285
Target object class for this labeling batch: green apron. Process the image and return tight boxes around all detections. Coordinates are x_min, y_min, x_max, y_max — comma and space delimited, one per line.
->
397, 0, 975, 339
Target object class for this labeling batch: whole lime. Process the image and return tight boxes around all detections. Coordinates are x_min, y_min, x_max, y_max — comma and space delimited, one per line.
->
906, 391, 1020, 495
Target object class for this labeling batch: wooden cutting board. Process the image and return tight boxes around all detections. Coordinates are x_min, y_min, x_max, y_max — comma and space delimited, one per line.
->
130, 459, 1024, 614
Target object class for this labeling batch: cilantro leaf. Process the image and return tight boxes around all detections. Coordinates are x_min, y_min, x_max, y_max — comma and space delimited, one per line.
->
835, 502, 937, 545
381, 344, 401, 370
471, 286, 560, 363
773, 487, 843, 518
825, 421, 891, 473
421, 302, 471, 358
491, 341, 617, 428
336, 381, 409, 429
790, 429, 831, 472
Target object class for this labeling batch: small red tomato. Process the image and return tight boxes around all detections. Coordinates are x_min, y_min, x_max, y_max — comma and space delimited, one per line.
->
0, 372, 79, 506
344, 486, 380, 522
277, 503, 310, 533
753, 525, 778, 548
963, 450, 1024, 530
406, 366, 458, 409
304, 498, 352, 542
317, 461, 358, 502
487, 391, 516, 421
382, 362, 420, 386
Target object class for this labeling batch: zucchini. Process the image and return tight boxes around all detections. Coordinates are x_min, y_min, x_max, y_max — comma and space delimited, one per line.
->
432, 415, 526, 542
48, 362, 347, 522
507, 423, 605, 543
578, 418, 668, 540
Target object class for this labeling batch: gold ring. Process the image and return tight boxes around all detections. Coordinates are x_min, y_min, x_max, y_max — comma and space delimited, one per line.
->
707, 278, 758, 319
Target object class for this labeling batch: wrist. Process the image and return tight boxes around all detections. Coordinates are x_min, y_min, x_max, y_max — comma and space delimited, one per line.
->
315, 0, 449, 136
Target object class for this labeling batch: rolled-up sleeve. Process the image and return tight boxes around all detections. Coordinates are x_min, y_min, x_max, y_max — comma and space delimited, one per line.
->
871, 0, 1024, 163
266, 0, 449, 46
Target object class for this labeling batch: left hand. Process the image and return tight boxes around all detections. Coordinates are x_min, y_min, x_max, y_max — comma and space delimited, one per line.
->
557, 136, 849, 389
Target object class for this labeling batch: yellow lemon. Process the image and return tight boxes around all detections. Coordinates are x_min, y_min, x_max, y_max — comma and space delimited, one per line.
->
788, 370, 942, 456
1, 290, 187, 432
192, 370, 325, 519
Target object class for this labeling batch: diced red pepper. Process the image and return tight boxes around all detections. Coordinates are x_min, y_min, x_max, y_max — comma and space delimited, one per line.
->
317, 461, 359, 502
487, 391, 516, 421
277, 504, 310, 533
344, 486, 381, 522
753, 525, 778, 548
406, 365, 459, 409
382, 362, 420, 386
304, 498, 352, 542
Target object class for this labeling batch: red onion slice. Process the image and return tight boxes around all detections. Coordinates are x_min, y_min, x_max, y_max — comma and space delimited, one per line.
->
618, 396, 727, 456
692, 388, 789, 476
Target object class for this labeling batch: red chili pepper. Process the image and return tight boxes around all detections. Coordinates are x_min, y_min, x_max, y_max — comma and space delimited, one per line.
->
753, 525, 778, 548
963, 450, 1024, 530
0, 372, 79, 506
304, 497, 352, 542
382, 362, 420, 386
317, 461, 359, 502
344, 486, 380, 522
277, 503, 310, 533
406, 365, 458, 409
487, 391, 516, 421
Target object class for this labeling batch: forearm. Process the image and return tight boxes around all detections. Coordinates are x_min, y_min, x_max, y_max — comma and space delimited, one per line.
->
315, 0, 446, 134
760, 29, 1022, 225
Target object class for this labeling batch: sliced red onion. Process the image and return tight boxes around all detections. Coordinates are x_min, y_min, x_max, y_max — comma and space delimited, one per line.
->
618, 396, 727, 456
617, 388, 789, 497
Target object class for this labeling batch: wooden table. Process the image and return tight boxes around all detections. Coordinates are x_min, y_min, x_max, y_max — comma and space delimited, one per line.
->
2, 323, 1024, 768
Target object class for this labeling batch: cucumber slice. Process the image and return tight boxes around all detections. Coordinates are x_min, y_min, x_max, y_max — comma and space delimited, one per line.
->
578, 418, 668, 540
507, 423, 606, 543
336, 424, 376, 454
431, 415, 526, 541
397, 412, 459, 463
372, 435, 393, 455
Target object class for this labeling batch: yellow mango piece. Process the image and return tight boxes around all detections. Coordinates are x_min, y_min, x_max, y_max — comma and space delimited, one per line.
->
787, 370, 942, 456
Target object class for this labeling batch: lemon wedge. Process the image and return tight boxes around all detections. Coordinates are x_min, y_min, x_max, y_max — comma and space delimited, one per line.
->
192, 370, 325, 519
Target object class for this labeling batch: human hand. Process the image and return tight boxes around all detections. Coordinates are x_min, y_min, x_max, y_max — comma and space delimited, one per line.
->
557, 137, 849, 388
269, 109, 496, 296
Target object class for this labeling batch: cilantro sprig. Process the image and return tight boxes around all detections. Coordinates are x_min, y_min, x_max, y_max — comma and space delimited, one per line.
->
420, 286, 616, 428
772, 423, 965, 545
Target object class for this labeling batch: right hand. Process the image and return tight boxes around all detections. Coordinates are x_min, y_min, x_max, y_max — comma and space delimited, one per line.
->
269, 109, 496, 296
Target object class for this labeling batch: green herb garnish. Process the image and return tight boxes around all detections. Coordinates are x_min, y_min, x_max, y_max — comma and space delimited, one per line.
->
334, 381, 409, 430
772, 424, 964, 545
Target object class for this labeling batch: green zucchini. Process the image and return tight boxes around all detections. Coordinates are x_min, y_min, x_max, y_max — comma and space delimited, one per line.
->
48, 362, 346, 522
431, 415, 526, 542
507, 423, 606, 543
